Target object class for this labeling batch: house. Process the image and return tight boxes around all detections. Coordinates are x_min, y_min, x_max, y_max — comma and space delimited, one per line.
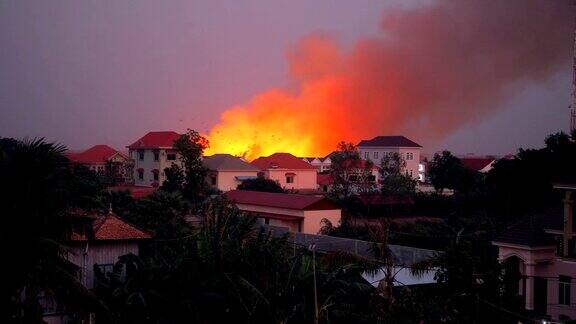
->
357, 136, 422, 180
67, 145, 133, 184
460, 156, 496, 173
127, 131, 182, 187
203, 154, 261, 191
225, 190, 341, 234
251, 153, 318, 190
302, 156, 332, 172
42, 209, 151, 324
316, 159, 379, 194
492, 184, 576, 321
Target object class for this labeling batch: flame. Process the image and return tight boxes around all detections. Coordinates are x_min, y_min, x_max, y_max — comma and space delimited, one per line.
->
205, 1, 572, 161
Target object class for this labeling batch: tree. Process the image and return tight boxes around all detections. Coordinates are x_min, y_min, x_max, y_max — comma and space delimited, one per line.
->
161, 164, 186, 193
237, 176, 284, 193
172, 129, 210, 203
428, 150, 481, 194
380, 152, 416, 197
329, 142, 376, 199
0, 138, 104, 322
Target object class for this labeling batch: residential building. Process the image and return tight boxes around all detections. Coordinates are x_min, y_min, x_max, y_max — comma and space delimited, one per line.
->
357, 136, 422, 180
460, 156, 496, 173
302, 156, 332, 172
251, 153, 317, 190
225, 190, 341, 234
42, 210, 151, 324
492, 184, 576, 321
203, 154, 260, 191
316, 159, 379, 194
67, 145, 133, 184
127, 131, 182, 187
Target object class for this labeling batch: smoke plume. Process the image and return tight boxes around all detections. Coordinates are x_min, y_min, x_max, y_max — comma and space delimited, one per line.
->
206, 0, 574, 160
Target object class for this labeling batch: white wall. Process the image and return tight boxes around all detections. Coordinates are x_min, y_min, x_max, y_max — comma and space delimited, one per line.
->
130, 149, 182, 187
358, 146, 421, 180
265, 169, 317, 190
209, 170, 259, 191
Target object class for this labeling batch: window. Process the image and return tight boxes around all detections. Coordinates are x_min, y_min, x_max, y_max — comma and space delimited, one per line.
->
409, 170, 413, 177
559, 275, 571, 306
211, 176, 217, 186
137, 169, 144, 180
264, 218, 270, 225
406, 152, 414, 160
153, 150, 160, 161
374, 151, 379, 159
286, 176, 294, 183
153, 172, 159, 181
364, 152, 369, 159
138, 150, 145, 161
167, 153, 177, 161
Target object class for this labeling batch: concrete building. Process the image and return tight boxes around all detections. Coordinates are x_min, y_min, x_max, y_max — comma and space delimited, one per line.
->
492, 184, 576, 321
302, 156, 332, 172
67, 145, 133, 184
203, 154, 260, 191
357, 136, 422, 180
251, 153, 317, 190
225, 190, 341, 234
127, 131, 182, 187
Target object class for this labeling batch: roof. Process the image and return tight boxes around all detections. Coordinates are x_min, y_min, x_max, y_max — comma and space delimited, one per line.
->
127, 131, 181, 149
71, 212, 152, 241
203, 154, 260, 171
460, 157, 495, 172
358, 136, 422, 148
251, 153, 317, 170
225, 190, 339, 210
67, 145, 122, 164
110, 185, 157, 199
493, 206, 565, 247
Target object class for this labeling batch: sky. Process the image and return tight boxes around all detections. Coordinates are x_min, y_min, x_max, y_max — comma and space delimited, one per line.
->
0, 0, 573, 156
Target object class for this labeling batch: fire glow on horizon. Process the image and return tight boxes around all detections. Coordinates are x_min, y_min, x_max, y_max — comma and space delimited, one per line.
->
204, 0, 573, 161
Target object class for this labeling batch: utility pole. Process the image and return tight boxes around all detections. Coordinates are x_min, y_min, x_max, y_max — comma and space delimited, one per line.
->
310, 243, 319, 324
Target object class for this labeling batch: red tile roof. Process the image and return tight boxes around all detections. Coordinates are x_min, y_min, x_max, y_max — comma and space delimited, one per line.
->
71, 212, 151, 241
358, 136, 421, 148
251, 153, 317, 170
226, 190, 339, 210
67, 145, 122, 164
460, 157, 495, 172
128, 131, 181, 149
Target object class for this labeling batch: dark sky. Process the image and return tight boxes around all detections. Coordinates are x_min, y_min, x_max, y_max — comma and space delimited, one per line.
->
0, 0, 573, 155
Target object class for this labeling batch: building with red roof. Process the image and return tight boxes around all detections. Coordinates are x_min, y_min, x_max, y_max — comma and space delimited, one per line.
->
460, 156, 496, 173
127, 131, 183, 187
67, 145, 133, 184
251, 153, 318, 190
226, 190, 341, 234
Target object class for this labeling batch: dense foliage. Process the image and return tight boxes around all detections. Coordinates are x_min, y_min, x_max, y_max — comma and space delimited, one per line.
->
237, 176, 285, 193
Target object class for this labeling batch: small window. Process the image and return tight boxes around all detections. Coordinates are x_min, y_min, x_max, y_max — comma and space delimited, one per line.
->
406, 152, 414, 160
167, 153, 177, 161
374, 151, 379, 159
138, 169, 144, 180
138, 150, 144, 161
364, 152, 369, 159
286, 176, 294, 183
409, 170, 413, 177
153, 172, 159, 181
154, 150, 160, 161
211, 176, 217, 186
559, 276, 571, 306
264, 218, 270, 225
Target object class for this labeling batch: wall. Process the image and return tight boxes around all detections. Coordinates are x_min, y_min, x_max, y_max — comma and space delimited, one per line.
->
215, 170, 259, 191
130, 149, 182, 186
266, 169, 317, 190
358, 146, 421, 180
302, 209, 342, 234
67, 241, 140, 289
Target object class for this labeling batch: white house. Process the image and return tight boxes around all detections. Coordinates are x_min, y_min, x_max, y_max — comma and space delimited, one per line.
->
251, 153, 318, 190
203, 154, 261, 191
225, 190, 341, 234
127, 131, 182, 187
302, 156, 332, 172
67, 145, 133, 184
358, 136, 422, 180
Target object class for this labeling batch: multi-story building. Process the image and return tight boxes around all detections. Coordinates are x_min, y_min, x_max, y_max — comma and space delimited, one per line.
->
357, 136, 422, 180
67, 145, 133, 184
127, 131, 182, 187
251, 153, 317, 190
302, 156, 332, 172
493, 183, 576, 321
203, 154, 260, 191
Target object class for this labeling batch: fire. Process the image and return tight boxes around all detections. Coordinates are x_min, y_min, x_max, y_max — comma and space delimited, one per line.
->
205, 1, 572, 161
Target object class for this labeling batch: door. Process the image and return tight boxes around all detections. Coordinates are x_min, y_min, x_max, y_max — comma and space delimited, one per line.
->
534, 277, 547, 316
